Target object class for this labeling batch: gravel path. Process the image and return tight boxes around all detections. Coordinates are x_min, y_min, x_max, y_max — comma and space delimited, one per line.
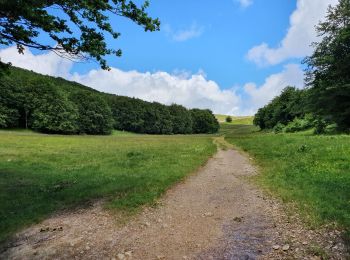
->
1, 148, 347, 259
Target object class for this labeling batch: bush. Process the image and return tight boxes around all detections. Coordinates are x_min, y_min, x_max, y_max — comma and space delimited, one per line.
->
226, 116, 233, 123
273, 123, 285, 134
284, 117, 313, 133
191, 109, 219, 134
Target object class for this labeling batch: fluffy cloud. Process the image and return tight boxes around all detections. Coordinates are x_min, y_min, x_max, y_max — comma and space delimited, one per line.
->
0, 46, 241, 115
0, 47, 305, 115
164, 22, 204, 42
242, 64, 304, 113
0, 46, 72, 77
236, 0, 253, 8
247, 0, 338, 66
71, 68, 241, 115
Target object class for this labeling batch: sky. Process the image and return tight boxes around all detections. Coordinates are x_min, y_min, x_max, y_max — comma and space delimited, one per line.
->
0, 0, 339, 115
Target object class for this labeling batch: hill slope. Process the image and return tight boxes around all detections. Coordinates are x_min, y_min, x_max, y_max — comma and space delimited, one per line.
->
0, 67, 219, 135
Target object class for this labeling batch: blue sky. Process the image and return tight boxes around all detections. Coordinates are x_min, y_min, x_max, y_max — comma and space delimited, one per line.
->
0, 0, 338, 115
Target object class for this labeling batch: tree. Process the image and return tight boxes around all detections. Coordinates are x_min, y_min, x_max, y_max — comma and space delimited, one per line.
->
71, 91, 113, 135
31, 86, 79, 134
0, 0, 160, 70
253, 86, 307, 130
304, 0, 350, 130
225, 116, 232, 123
191, 109, 219, 134
169, 104, 192, 134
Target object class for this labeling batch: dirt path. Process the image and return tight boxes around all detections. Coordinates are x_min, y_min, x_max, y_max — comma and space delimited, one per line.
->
1, 148, 347, 259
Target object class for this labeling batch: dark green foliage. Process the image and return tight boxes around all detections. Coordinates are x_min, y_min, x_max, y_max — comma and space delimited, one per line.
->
191, 109, 219, 134
0, 0, 160, 70
169, 104, 193, 134
254, 1, 350, 134
225, 116, 233, 123
143, 102, 173, 134
0, 104, 18, 128
108, 95, 147, 133
71, 91, 113, 135
304, 0, 350, 130
0, 67, 219, 135
31, 84, 79, 134
253, 86, 307, 130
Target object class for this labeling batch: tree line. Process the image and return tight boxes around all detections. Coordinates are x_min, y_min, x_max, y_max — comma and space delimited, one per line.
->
0, 67, 219, 135
253, 0, 350, 134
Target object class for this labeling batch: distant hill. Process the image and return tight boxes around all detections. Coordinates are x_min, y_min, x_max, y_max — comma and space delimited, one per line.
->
215, 114, 254, 125
0, 67, 219, 135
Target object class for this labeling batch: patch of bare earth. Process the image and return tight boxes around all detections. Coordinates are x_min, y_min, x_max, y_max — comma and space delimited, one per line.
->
1, 149, 348, 260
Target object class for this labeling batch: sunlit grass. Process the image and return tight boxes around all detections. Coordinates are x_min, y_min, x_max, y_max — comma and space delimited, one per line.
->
215, 114, 254, 125
222, 124, 350, 243
0, 131, 216, 242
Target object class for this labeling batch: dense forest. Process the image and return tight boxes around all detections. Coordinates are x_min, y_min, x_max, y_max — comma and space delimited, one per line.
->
253, 0, 350, 134
0, 67, 219, 135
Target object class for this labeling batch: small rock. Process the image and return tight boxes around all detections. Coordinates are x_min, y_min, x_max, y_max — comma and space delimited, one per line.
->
40, 226, 50, 232
157, 255, 165, 259
302, 241, 308, 245
143, 222, 151, 227
125, 251, 132, 257
272, 245, 280, 250
183, 256, 188, 259
203, 212, 213, 217
111, 258, 116, 260
233, 217, 243, 222
282, 244, 290, 251
117, 253, 125, 260
85, 246, 90, 250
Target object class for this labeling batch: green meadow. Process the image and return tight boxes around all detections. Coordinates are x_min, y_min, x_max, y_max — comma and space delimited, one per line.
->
215, 115, 254, 125
0, 130, 216, 242
222, 124, 350, 242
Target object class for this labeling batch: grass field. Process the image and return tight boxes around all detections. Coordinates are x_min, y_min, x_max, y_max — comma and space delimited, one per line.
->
215, 114, 254, 125
222, 124, 350, 242
0, 130, 216, 242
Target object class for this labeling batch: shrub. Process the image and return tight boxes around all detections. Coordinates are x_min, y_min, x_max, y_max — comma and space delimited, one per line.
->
191, 109, 219, 134
273, 123, 285, 134
226, 116, 233, 123
284, 117, 313, 133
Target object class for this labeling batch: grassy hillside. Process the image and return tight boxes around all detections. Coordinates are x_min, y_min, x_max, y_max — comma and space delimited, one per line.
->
0, 130, 216, 242
221, 124, 350, 243
0, 67, 219, 135
215, 114, 254, 125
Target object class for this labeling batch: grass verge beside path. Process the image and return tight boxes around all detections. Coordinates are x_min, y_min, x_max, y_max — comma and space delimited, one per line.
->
222, 124, 350, 245
0, 130, 216, 243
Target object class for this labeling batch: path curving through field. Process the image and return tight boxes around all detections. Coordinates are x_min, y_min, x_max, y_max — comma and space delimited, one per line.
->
1, 146, 347, 259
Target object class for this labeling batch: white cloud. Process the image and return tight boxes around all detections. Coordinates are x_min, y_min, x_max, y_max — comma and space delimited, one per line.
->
0, 47, 305, 116
236, 0, 253, 8
247, 0, 338, 66
0, 46, 241, 115
0, 46, 72, 78
164, 22, 204, 42
242, 64, 304, 112
71, 68, 241, 115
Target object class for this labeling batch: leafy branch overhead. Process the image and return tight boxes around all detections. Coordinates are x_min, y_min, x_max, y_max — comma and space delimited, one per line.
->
0, 0, 160, 69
